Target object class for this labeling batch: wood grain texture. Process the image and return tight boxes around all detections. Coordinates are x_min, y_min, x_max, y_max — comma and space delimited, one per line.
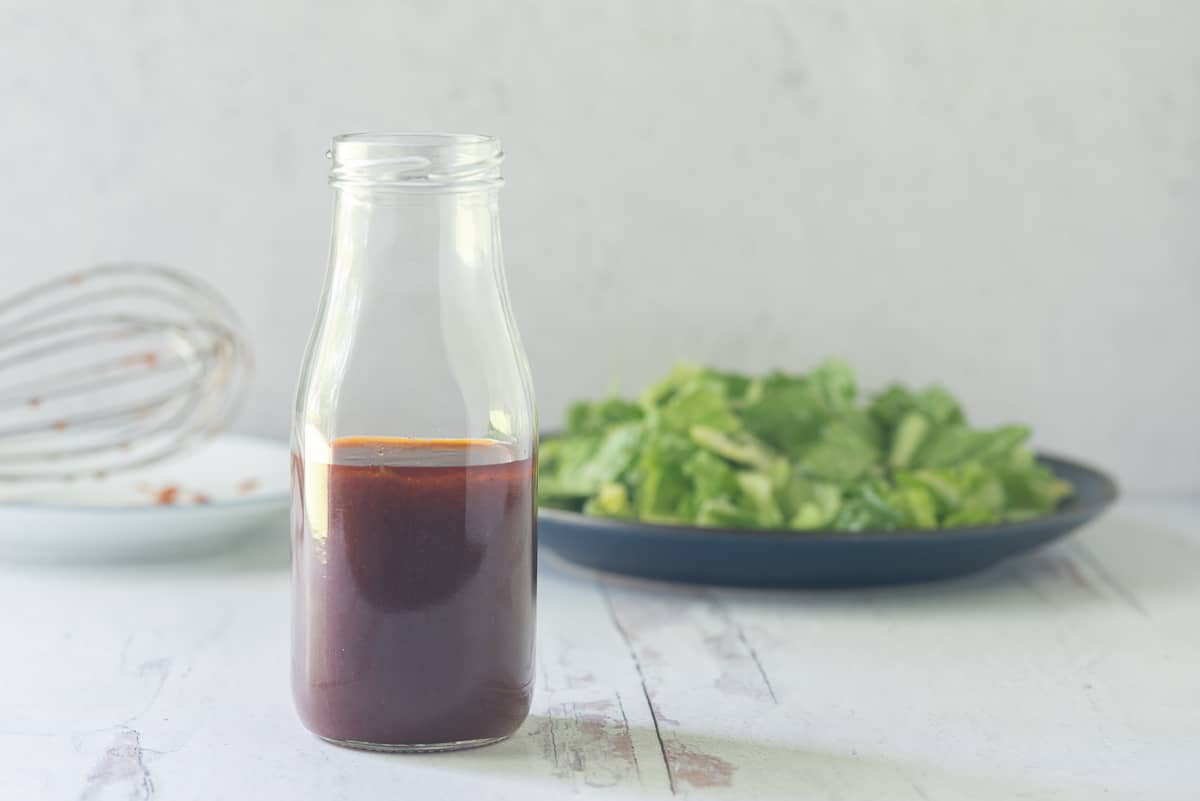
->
0, 499, 1197, 800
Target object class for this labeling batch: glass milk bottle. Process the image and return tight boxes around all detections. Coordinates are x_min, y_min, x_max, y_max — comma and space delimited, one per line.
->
291, 133, 536, 752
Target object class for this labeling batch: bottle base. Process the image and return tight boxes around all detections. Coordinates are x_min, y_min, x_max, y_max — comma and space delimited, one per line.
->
318, 734, 510, 753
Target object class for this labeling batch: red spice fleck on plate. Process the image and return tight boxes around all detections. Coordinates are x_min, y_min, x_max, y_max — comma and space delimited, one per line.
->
154, 486, 180, 505
51, 420, 68, 431
28, 397, 40, 408
237, 478, 259, 494
193, 492, 212, 505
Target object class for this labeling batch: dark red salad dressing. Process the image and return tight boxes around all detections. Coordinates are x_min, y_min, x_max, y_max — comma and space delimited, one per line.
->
291, 437, 536, 747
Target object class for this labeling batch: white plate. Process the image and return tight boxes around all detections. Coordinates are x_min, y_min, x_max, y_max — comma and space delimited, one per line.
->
0, 434, 290, 561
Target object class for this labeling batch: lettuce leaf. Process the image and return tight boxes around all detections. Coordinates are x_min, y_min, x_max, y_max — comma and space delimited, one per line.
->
566, 397, 644, 436
538, 423, 642, 500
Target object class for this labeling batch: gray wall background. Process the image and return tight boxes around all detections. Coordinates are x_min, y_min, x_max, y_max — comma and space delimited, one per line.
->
2, 1, 1197, 493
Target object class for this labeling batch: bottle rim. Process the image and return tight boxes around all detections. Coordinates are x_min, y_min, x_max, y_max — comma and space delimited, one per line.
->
328, 132, 504, 192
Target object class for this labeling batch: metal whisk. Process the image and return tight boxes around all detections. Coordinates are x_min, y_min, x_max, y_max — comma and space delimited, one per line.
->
0, 264, 252, 482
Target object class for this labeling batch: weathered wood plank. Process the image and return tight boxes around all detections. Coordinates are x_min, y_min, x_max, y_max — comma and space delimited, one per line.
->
518, 563, 670, 794
599, 574, 787, 797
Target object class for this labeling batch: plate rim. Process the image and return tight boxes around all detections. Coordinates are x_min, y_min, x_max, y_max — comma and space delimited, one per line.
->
0, 433, 290, 515
538, 451, 1119, 544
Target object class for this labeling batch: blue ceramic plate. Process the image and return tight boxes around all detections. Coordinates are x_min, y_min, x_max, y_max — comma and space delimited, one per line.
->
538, 454, 1117, 587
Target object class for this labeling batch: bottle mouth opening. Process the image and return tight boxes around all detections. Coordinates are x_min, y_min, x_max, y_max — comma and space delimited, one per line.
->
328, 132, 504, 192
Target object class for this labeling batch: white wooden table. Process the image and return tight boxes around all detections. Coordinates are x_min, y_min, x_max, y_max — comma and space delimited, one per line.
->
3, 499, 1197, 800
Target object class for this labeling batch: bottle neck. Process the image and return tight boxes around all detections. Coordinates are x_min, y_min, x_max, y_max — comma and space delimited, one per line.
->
325, 133, 504, 285
328, 188, 501, 287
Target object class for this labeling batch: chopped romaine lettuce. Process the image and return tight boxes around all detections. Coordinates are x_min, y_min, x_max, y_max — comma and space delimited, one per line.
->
538, 360, 1072, 531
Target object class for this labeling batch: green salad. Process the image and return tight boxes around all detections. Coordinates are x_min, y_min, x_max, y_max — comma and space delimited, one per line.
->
538, 360, 1072, 532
